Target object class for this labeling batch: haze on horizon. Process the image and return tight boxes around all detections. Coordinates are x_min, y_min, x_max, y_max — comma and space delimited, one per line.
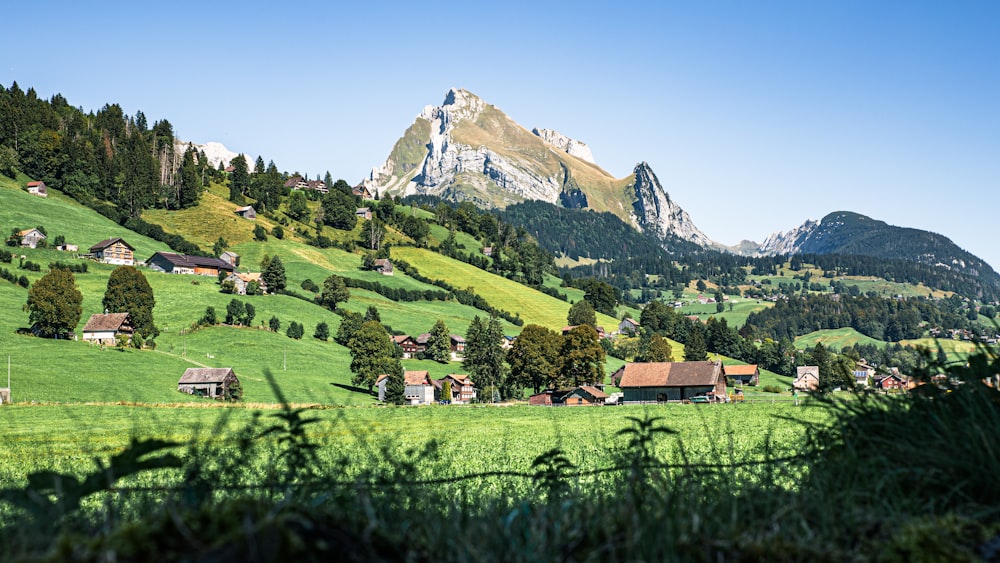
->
2, 1, 998, 269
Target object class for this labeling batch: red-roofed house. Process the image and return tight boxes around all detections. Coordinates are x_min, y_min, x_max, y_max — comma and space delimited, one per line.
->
392, 335, 420, 359
26, 181, 47, 197
434, 374, 477, 403
614, 361, 725, 403
723, 364, 760, 386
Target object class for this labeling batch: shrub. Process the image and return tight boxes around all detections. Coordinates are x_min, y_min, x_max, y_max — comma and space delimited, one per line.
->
761, 384, 782, 393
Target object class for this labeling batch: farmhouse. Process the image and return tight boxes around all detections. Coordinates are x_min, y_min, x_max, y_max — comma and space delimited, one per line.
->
614, 361, 725, 403
724, 364, 760, 386
177, 367, 240, 400
17, 228, 46, 249
356, 207, 372, 220
26, 180, 47, 197
530, 386, 608, 406
618, 317, 640, 335
853, 362, 876, 387
404, 370, 435, 405
392, 335, 421, 359
81, 312, 133, 345
89, 237, 134, 265
219, 251, 240, 267
794, 366, 820, 391
352, 184, 373, 199
147, 252, 235, 277
284, 176, 309, 190
434, 374, 477, 403
373, 258, 394, 276
224, 272, 266, 295
482, 246, 493, 257
234, 205, 256, 220
449, 334, 466, 360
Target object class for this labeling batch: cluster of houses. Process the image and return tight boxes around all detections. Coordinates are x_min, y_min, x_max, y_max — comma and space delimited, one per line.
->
392, 333, 466, 360
375, 371, 477, 405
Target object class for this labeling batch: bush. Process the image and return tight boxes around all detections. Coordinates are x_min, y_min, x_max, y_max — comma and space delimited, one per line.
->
761, 384, 782, 393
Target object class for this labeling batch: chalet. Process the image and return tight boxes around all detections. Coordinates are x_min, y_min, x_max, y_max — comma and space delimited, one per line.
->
618, 317, 640, 335
352, 184, 373, 199
284, 176, 309, 190
794, 366, 820, 391
434, 374, 477, 403
854, 362, 876, 387
614, 361, 726, 403
404, 370, 435, 405
415, 333, 431, 353
81, 312, 133, 345
18, 228, 46, 249
26, 181, 47, 197
449, 334, 466, 360
177, 367, 240, 400
530, 386, 609, 406
724, 364, 760, 386
219, 251, 241, 268
89, 238, 135, 265
234, 205, 256, 220
373, 258, 394, 276
147, 252, 235, 277
224, 272, 266, 295
306, 180, 329, 194
356, 207, 372, 220
873, 372, 907, 392
482, 246, 493, 257
392, 335, 421, 359
562, 325, 606, 339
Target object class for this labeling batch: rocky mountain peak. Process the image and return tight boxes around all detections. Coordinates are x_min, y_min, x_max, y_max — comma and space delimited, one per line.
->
531, 128, 596, 164
629, 162, 715, 247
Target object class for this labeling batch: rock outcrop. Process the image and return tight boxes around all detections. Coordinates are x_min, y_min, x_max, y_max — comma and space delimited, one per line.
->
531, 128, 596, 164
628, 162, 714, 247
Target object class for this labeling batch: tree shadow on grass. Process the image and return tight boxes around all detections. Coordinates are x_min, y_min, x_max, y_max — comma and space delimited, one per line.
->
331, 382, 373, 396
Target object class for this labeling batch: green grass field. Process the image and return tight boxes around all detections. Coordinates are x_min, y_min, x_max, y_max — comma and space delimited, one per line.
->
677, 298, 772, 328
794, 327, 887, 351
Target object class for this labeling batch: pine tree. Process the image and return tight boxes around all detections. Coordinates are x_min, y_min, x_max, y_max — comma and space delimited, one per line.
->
228, 154, 249, 204
262, 255, 286, 294
463, 316, 508, 401
684, 324, 709, 362
427, 319, 451, 363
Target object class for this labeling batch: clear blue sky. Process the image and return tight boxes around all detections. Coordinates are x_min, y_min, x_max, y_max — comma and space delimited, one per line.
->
4, 1, 999, 269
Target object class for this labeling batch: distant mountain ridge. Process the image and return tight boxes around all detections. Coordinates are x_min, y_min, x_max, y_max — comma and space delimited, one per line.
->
362, 88, 714, 249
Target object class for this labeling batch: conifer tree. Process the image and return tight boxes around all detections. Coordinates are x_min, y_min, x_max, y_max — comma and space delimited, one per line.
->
427, 319, 451, 363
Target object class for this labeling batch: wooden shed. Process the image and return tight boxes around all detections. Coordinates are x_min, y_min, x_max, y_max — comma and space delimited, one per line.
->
178, 367, 240, 400
82, 312, 133, 345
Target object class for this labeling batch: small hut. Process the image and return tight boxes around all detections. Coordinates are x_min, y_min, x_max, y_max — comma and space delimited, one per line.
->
178, 368, 240, 400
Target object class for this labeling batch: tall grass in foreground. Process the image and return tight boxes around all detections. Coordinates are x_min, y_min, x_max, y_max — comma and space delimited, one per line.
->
2, 347, 1000, 561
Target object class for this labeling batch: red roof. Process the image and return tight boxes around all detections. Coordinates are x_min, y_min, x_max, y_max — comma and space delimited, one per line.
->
618, 361, 722, 388
723, 364, 759, 376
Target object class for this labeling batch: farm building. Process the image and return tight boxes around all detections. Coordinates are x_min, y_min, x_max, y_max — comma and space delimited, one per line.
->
404, 370, 435, 405
724, 364, 760, 386
89, 238, 135, 265
147, 252, 235, 277
529, 386, 608, 406
219, 251, 241, 267
26, 180, 47, 196
392, 335, 421, 359
17, 228, 46, 249
81, 312, 133, 345
794, 366, 820, 391
234, 205, 256, 220
433, 374, 477, 403
224, 272, 266, 295
373, 258, 394, 276
356, 207, 372, 220
352, 185, 373, 199
614, 361, 725, 403
177, 368, 240, 400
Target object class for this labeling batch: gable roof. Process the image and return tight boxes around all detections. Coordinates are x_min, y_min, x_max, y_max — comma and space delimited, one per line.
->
26, 181, 44, 187
576, 385, 609, 399
392, 334, 415, 344
404, 370, 431, 386
235, 205, 255, 213
82, 312, 130, 332
442, 374, 473, 386
617, 361, 722, 388
18, 228, 45, 237
724, 364, 759, 376
178, 367, 235, 384
150, 252, 233, 270
796, 366, 819, 379
89, 237, 133, 252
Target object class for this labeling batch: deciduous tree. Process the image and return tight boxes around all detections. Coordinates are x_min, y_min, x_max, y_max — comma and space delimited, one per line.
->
103, 266, 157, 337
567, 299, 597, 328
25, 267, 82, 338
349, 321, 402, 392
507, 324, 561, 394
559, 325, 605, 387
317, 274, 349, 311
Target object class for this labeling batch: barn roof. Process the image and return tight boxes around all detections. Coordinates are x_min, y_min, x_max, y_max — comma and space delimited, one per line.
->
82, 313, 130, 332
724, 364, 759, 376
404, 370, 431, 386
150, 252, 233, 270
179, 368, 235, 384
617, 361, 722, 388
89, 237, 132, 252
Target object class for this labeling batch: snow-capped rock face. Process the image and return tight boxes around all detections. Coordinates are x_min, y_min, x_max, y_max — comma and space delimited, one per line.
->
531, 128, 596, 164
629, 162, 714, 247
757, 219, 820, 255
174, 140, 254, 169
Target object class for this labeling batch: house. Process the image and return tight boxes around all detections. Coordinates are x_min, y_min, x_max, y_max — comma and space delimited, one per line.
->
81, 312, 133, 345
219, 251, 241, 268
794, 366, 820, 391
854, 362, 876, 387
614, 361, 726, 403
404, 370, 435, 405
501, 335, 515, 350
234, 205, 256, 220
26, 180, 47, 197
147, 252, 235, 277
449, 334, 466, 360
373, 258, 394, 276
177, 367, 240, 400
873, 372, 907, 392
534, 385, 610, 406
89, 238, 135, 265
57, 243, 78, 252
529, 389, 560, 406
392, 335, 421, 359
618, 317, 640, 335
224, 272, 266, 295
434, 374, 477, 403
723, 364, 760, 386
18, 228, 46, 249
562, 325, 606, 338
306, 180, 328, 194
284, 176, 309, 190
352, 184, 373, 199
355, 207, 372, 220
482, 246, 493, 257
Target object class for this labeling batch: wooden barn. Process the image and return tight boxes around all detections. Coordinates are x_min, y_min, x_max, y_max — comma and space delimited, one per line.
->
178, 368, 240, 400
81, 312, 133, 345
614, 361, 725, 403
724, 364, 760, 386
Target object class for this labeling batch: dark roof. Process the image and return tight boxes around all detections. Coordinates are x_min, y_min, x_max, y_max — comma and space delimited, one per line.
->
178, 368, 235, 384
149, 252, 233, 270
89, 237, 133, 252
618, 361, 722, 388
82, 313, 130, 332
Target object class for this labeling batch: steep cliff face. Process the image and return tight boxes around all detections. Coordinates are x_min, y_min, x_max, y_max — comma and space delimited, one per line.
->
757, 219, 821, 255
362, 88, 716, 248
628, 162, 714, 247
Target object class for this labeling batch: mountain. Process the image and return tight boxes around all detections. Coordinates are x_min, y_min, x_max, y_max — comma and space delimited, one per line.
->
362, 88, 714, 248
758, 211, 1000, 285
174, 140, 256, 169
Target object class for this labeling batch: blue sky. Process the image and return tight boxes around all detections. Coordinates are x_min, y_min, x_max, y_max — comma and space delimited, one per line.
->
3, 1, 999, 268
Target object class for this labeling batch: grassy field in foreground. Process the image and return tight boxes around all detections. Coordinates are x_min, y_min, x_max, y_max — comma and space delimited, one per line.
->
0, 401, 826, 484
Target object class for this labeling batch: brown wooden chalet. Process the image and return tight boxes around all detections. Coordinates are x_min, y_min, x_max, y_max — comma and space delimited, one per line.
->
147, 252, 235, 277
89, 237, 135, 265
433, 374, 477, 403
723, 364, 760, 386
529, 386, 608, 406
614, 361, 725, 403
392, 335, 421, 359
352, 184, 373, 199
178, 368, 240, 400
81, 312, 133, 345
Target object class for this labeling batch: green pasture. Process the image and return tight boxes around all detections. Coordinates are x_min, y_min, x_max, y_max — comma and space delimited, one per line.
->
794, 328, 887, 351
900, 337, 979, 363
677, 298, 772, 327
